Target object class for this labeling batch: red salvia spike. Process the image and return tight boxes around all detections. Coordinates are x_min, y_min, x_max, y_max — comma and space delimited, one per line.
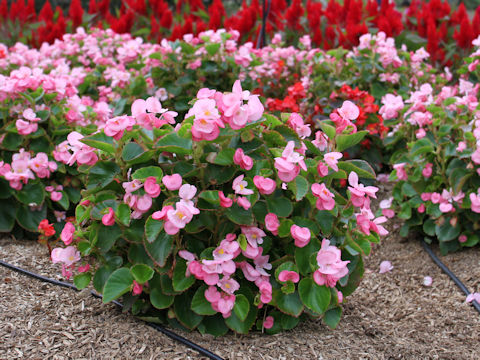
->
39, 0, 54, 23
26, 0, 36, 21
0, 0, 7, 19
473, 7, 480, 37
69, 0, 84, 28
88, 0, 97, 14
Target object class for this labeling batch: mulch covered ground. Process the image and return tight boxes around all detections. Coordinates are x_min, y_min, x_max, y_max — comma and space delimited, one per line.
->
1, 221, 479, 359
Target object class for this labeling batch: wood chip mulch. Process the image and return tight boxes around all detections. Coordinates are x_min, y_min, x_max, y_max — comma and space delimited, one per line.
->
1, 221, 479, 359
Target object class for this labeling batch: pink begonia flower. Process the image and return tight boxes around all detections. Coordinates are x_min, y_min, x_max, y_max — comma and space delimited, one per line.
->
421, 192, 431, 201
348, 171, 378, 209
162, 174, 182, 190
179, 184, 197, 200
104, 115, 135, 140
131, 97, 177, 129
51, 246, 81, 267
338, 100, 360, 120
470, 192, 480, 213
278, 270, 300, 283
60, 222, 75, 245
324, 152, 342, 172
459, 235, 467, 243
422, 163, 433, 178
51, 191, 63, 202
393, 163, 408, 180
263, 316, 274, 329
466, 293, 480, 303
16, 119, 38, 135
253, 175, 276, 195
417, 204, 426, 213
236, 196, 251, 210
311, 183, 335, 211
456, 141, 467, 152
431, 192, 441, 203
167, 203, 193, 230
132, 280, 143, 295
379, 94, 404, 120
312, 131, 328, 151
233, 148, 253, 170
313, 239, 350, 288
218, 191, 233, 208
317, 161, 329, 177
218, 277, 240, 294
337, 290, 344, 303
423, 276, 433, 286
290, 225, 311, 248
102, 207, 115, 226
232, 175, 254, 195
274, 141, 307, 182
78, 264, 90, 273
265, 213, 280, 235
136, 194, 153, 212
379, 260, 393, 273
144, 176, 161, 198
287, 113, 311, 139
258, 280, 273, 304
242, 226, 266, 248
416, 128, 426, 139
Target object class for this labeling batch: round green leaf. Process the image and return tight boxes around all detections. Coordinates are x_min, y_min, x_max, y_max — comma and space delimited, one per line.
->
130, 264, 154, 284
74, 273, 91, 290
298, 278, 331, 315
191, 285, 217, 315
233, 294, 250, 322
102, 268, 134, 303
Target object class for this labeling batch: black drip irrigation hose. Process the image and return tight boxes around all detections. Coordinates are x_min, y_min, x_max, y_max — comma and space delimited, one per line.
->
256, 0, 272, 49
0, 259, 224, 360
420, 241, 480, 314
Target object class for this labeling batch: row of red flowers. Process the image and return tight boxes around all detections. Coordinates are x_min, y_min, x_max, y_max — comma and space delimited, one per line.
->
1, 0, 480, 65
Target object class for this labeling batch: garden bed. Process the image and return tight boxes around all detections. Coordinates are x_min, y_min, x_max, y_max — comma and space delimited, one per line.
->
1, 220, 479, 359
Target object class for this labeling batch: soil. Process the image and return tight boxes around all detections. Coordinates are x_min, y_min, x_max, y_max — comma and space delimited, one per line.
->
1, 214, 479, 359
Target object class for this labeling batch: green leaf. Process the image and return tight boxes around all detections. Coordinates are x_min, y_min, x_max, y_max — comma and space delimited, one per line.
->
130, 264, 154, 284
96, 224, 122, 252
2, 133, 22, 150
93, 266, 113, 292
0, 199, 17, 232
435, 221, 460, 242
323, 307, 342, 329
17, 204, 46, 232
145, 216, 163, 243
273, 289, 304, 317
200, 315, 229, 336
74, 273, 91, 290
155, 132, 192, 155
87, 161, 120, 190
225, 301, 258, 334
132, 166, 163, 180
115, 203, 131, 226
336, 131, 368, 152
298, 278, 331, 314
150, 288, 174, 309
102, 268, 134, 303
319, 122, 336, 140
233, 294, 250, 322
337, 160, 376, 179
213, 148, 235, 165
289, 176, 309, 201
295, 237, 321, 275
122, 142, 145, 162
15, 182, 45, 206
191, 285, 217, 315
315, 211, 335, 236
225, 205, 254, 225
173, 258, 195, 292
411, 138, 434, 156
80, 132, 115, 154
266, 196, 293, 217
205, 43, 221, 56
144, 232, 173, 267
174, 291, 203, 330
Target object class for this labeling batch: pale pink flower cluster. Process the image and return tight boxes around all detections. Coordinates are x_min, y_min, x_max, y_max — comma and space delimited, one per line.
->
330, 100, 360, 133
313, 239, 350, 288
53, 131, 98, 166
274, 141, 307, 182
356, 32, 402, 68
187, 80, 264, 142
420, 190, 465, 214
152, 179, 199, 235
2, 149, 57, 190
286, 113, 311, 139
16, 108, 40, 135
379, 94, 404, 120
51, 246, 81, 280
131, 96, 177, 130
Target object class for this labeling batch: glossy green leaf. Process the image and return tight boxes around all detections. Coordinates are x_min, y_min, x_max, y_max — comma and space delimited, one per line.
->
102, 268, 134, 303
130, 264, 154, 284
298, 278, 331, 314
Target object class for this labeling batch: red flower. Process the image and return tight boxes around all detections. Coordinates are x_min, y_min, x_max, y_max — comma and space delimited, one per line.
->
38, 219, 56, 237
69, 0, 84, 28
